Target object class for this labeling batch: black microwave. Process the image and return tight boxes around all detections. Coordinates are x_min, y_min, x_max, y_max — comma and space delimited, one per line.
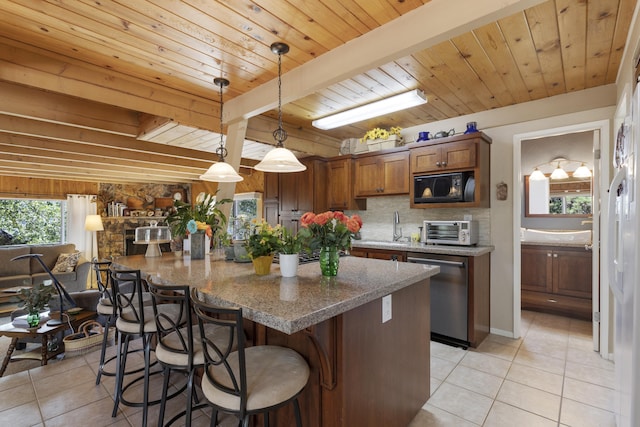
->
414, 172, 475, 204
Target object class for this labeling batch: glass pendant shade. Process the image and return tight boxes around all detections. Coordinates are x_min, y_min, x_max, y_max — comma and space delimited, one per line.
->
550, 164, 569, 180
200, 161, 243, 182
572, 163, 592, 178
254, 147, 306, 172
529, 168, 546, 181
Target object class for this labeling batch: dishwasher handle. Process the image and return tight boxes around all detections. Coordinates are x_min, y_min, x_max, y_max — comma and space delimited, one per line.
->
407, 257, 465, 267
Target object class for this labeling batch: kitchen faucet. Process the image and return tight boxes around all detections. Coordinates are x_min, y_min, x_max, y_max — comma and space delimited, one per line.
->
393, 211, 402, 241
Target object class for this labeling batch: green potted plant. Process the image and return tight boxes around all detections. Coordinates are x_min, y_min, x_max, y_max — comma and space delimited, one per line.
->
17, 283, 55, 327
166, 192, 231, 259
244, 219, 283, 275
279, 228, 301, 277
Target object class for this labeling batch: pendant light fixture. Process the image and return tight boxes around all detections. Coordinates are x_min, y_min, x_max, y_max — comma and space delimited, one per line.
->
199, 77, 244, 182
254, 42, 306, 173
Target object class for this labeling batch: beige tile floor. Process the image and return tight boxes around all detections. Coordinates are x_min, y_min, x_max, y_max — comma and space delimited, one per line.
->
0, 310, 614, 426
410, 310, 615, 427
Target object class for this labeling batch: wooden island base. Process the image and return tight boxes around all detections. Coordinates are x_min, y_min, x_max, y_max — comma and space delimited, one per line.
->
248, 279, 431, 427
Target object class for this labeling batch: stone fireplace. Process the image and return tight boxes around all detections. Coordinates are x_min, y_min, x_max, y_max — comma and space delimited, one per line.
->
98, 217, 173, 259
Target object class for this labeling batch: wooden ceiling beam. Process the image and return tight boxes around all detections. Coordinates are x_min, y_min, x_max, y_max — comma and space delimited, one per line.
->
0, 114, 219, 162
246, 116, 341, 157
0, 140, 208, 175
0, 81, 140, 136
0, 40, 219, 132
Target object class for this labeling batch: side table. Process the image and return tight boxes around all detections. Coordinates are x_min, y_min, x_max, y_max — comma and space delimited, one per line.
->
0, 309, 97, 376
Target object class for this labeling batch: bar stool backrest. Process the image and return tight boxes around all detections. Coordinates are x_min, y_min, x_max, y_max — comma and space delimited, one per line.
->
147, 281, 193, 365
110, 269, 147, 336
190, 289, 248, 414
93, 260, 114, 305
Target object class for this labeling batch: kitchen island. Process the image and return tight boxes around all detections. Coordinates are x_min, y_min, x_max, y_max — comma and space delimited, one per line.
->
113, 254, 438, 427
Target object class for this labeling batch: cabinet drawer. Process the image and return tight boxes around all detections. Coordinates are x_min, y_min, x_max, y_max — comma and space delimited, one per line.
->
521, 290, 591, 320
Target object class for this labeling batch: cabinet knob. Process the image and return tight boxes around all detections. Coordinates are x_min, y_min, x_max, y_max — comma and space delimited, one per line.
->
553, 254, 558, 258
436, 161, 441, 166
442, 161, 447, 166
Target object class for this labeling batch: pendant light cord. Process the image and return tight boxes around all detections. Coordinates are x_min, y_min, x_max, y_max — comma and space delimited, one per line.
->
273, 50, 288, 147
215, 77, 228, 161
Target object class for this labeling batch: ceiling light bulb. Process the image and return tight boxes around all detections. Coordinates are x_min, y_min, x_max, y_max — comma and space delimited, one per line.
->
572, 163, 592, 178
311, 89, 427, 130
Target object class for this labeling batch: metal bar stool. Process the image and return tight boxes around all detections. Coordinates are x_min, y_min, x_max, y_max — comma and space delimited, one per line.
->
93, 260, 117, 385
147, 279, 234, 426
110, 269, 181, 427
191, 288, 310, 427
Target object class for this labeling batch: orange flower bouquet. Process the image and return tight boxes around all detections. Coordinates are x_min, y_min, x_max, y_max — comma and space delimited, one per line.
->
298, 211, 363, 252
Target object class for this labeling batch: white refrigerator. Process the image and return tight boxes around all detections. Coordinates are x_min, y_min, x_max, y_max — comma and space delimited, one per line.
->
608, 84, 640, 427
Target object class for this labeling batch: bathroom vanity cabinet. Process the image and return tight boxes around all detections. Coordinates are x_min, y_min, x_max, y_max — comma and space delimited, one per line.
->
521, 244, 592, 320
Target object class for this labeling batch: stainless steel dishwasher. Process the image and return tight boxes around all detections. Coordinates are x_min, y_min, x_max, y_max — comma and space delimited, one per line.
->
407, 252, 469, 348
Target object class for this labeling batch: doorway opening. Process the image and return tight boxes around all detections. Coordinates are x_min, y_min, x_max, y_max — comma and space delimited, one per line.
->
513, 120, 610, 358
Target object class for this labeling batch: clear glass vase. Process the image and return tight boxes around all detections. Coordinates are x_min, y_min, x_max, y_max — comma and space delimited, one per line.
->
319, 247, 339, 277
26, 311, 40, 328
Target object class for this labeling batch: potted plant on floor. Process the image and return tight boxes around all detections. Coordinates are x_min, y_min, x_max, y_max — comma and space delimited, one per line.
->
279, 228, 301, 277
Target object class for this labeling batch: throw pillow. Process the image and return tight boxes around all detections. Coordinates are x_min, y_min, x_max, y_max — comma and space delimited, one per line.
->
52, 252, 81, 273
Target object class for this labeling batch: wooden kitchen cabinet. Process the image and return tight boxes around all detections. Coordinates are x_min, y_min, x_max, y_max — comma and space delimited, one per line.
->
354, 150, 409, 197
408, 132, 491, 209
521, 245, 592, 320
410, 140, 476, 173
327, 156, 365, 211
264, 157, 328, 231
350, 247, 406, 261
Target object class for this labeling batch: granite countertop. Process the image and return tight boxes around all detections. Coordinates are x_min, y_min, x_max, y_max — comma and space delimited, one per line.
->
352, 240, 494, 257
112, 254, 438, 335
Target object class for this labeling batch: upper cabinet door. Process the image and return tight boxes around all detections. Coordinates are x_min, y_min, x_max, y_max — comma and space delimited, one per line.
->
355, 151, 409, 197
411, 140, 475, 173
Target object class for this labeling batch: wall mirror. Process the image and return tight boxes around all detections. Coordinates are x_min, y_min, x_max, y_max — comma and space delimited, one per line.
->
525, 175, 592, 217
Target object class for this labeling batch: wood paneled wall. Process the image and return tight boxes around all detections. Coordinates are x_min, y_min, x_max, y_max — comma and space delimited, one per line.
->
0, 173, 263, 202
0, 176, 99, 199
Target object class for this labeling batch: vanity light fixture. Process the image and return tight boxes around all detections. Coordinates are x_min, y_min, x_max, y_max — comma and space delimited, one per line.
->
529, 158, 592, 181
254, 42, 306, 173
311, 89, 427, 130
199, 77, 244, 182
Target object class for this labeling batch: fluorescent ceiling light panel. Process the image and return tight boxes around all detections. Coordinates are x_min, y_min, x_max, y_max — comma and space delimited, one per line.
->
312, 89, 427, 130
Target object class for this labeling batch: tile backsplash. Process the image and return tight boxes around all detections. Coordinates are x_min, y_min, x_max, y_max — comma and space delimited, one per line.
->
348, 195, 491, 245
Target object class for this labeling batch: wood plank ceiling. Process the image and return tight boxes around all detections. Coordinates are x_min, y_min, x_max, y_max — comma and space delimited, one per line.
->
0, 0, 635, 184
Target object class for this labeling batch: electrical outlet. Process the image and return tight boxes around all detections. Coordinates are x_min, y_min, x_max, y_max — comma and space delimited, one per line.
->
382, 295, 392, 323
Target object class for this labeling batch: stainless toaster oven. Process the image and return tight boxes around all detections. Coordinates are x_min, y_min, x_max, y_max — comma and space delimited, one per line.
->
421, 220, 479, 246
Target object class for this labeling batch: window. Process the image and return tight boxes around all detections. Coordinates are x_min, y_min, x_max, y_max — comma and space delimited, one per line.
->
549, 195, 592, 215
228, 192, 262, 240
0, 199, 66, 245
